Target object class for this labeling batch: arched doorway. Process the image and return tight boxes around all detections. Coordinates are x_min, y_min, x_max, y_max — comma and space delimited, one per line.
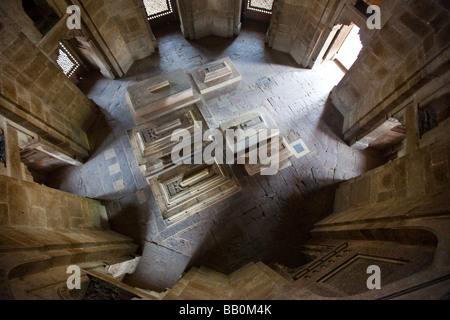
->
243, 0, 274, 24
320, 23, 364, 74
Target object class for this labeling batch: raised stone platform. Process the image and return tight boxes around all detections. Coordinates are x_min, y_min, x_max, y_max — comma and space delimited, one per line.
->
128, 106, 210, 180
244, 136, 294, 176
126, 69, 201, 125
190, 57, 241, 100
149, 162, 241, 224
127, 100, 242, 225
219, 109, 279, 157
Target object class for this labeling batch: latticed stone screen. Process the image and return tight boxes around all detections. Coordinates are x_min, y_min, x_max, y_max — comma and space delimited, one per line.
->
247, 0, 274, 13
143, 0, 174, 20
56, 42, 80, 77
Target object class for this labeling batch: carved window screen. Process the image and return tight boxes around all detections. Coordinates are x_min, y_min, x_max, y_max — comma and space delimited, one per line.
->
56, 42, 80, 77
143, 0, 174, 20
247, 0, 274, 14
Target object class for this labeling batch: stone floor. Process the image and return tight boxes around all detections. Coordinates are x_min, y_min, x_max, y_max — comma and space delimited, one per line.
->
47, 20, 385, 291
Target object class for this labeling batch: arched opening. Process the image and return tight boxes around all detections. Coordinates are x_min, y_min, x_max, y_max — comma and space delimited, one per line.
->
22, 0, 59, 36
320, 23, 364, 74
332, 24, 363, 72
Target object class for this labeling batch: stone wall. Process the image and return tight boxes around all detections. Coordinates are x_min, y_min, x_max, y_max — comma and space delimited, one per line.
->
0, 0, 157, 159
108, 0, 156, 61
0, 174, 109, 229
0, 227, 136, 300
267, 0, 393, 67
0, 173, 137, 300
267, 0, 338, 68
177, 0, 242, 40
162, 240, 444, 299
311, 135, 450, 238
302, 136, 450, 299
330, 0, 450, 144
267, 0, 449, 148
77, 0, 156, 76
163, 262, 293, 300
0, 5, 95, 158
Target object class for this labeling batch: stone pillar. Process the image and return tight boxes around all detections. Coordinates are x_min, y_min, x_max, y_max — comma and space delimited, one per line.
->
176, 0, 242, 40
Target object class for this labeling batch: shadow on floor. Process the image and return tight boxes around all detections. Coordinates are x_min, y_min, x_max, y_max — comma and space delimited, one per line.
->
187, 180, 343, 273
122, 178, 343, 291
45, 18, 389, 292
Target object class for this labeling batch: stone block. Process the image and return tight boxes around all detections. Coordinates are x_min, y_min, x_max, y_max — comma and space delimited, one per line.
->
381, 23, 413, 57
431, 162, 449, 189
29, 206, 47, 228
435, 23, 450, 49
9, 46, 34, 72
0, 180, 7, 202
356, 177, 371, 205
399, 10, 433, 38
431, 146, 446, 165
1, 75, 17, 102
126, 69, 201, 124
190, 57, 241, 100
219, 109, 279, 156
66, 197, 85, 218
272, 33, 292, 53
377, 191, 393, 203
0, 203, 8, 225
334, 183, 351, 213
393, 161, 407, 190
409, 0, 442, 22
406, 152, 427, 197
1, 36, 23, 60
8, 183, 29, 226
244, 136, 293, 176
429, 11, 449, 34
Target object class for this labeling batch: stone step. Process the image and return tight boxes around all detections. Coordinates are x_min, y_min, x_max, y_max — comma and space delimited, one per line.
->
268, 262, 297, 281
242, 267, 285, 300
195, 267, 230, 294
164, 261, 299, 300
8, 265, 90, 300
177, 278, 226, 300
256, 262, 292, 286
177, 266, 230, 300
135, 287, 169, 300
228, 262, 258, 284
163, 267, 199, 300
228, 262, 282, 300
196, 266, 229, 286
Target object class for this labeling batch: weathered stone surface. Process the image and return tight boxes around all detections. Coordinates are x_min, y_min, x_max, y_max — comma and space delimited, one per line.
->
190, 56, 241, 100
125, 241, 191, 292
177, 0, 242, 40
126, 69, 200, 124
0, 174, 109, 230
